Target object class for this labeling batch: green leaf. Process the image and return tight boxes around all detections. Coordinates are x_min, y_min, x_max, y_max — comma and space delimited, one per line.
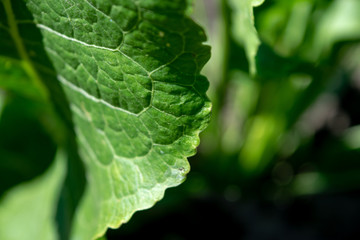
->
229, 0, 265, 75
0, 57, 43, 100
0, 150, 66, 240
312, 0, 360, 60
22, 0, 211, 239
0, 93, 57, 196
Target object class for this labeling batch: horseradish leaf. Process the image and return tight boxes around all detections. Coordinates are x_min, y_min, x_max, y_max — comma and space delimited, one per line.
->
24, 0, 211, 238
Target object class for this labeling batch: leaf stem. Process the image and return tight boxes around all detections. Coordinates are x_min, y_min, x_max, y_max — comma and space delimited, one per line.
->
2, 0, 49, 101
213, 0, 231, 151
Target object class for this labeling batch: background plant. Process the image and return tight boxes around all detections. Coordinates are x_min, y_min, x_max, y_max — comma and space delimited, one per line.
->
1, 0, 360, 239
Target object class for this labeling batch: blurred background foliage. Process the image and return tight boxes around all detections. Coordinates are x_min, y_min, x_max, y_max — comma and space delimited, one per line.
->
107, 0, 360, 239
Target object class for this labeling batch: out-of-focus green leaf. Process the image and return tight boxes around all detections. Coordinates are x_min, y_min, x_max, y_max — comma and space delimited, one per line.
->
0, 94, 57, 196
0, 57, 44, 100
257, 0, 313, 56
0, 0, 71, 144
311, 0, 360, 60
0, 150, 66, 240
240, 114, 285, 173
343, 125, 360, 149
0, 90, 4, 116
221, 70, 258, 154
229, 0, 265, 75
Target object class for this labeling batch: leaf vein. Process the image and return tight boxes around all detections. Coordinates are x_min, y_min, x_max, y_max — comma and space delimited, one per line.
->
58, 75, 150, 116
